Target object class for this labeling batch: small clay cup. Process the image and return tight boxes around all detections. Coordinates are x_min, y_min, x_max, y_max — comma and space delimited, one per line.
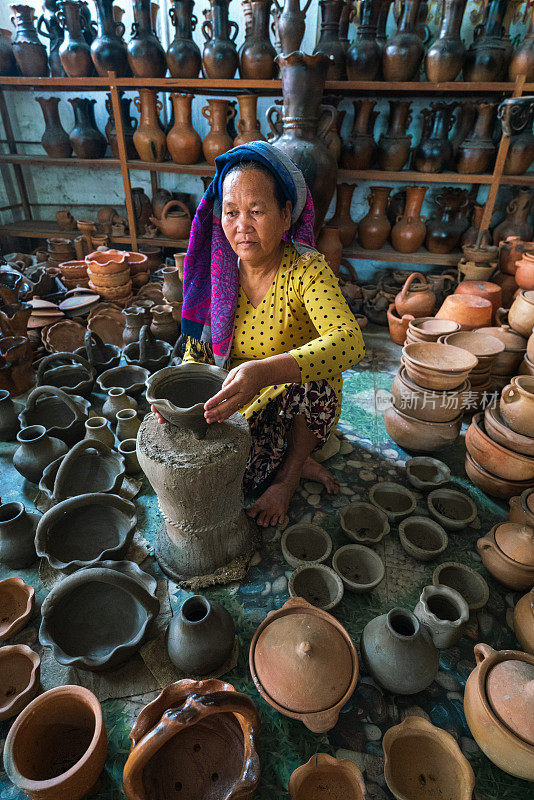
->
405, 457, 451, 490
433, 561, 490, 612
339, 501, 390, 544
281, 523, 332, 568
332, 545, 385, 593
369, 482, 416, 521
288, 564, 344, 611
118, 439, 141, 474
398, 516, 448, 561
427, 488, 477, 531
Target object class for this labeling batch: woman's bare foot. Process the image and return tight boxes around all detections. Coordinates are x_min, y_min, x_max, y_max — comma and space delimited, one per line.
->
302, 456, 340, 494
247, 478, 296, 528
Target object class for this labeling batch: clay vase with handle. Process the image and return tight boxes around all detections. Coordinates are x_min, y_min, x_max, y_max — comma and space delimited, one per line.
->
328, 183, 357, 247
10, 3, 48, 76
133, 89, 166, 162
463, 0, 508, 81
377, 99, 412, 171
202, 0, 239, 78
239, 0, 276, 79
504, 106, 534, 176
346, 0, 382, 80
391, 185, 428, 254
510, 10, 534, 81
273, 0, 312, 55
313, 0, 346, 80
127, 0, 166, 76
202, 98, 235, 164
425, 0, 467, 82
395, 272, 436, 318
167, 93, 202, 164
382, 0, 424, 81
166, 0, 201, 77
105, 92, 137, 159
234, 93, 266, 145
413, 102, 455, 173
457, 102, 496, 174
149, 200, 191, 239
493, 190, 534, 246
57, 0, 93, 77
68, 98, 107, 158
36, 97, 73, 158
341, 99, 378, 170
91, 0, 128, 77
358, 186, 391, 250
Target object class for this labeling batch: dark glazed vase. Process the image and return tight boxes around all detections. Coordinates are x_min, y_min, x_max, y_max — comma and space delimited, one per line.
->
358, 186, 391, 250
346, 0, 382, 80
202, 0, 239, 78
425, 0, 467, 82
127, 0, 166, 77
267, 52, 337, 235
0, 29, 16, 76
328, 182, 357, 247
426, 188, 469, 254
36, 96, 73, 158
68, 97, 107, 159
10, 4, 48, 76
383, 0, 424, 81
338, 0, 352, 54
413, 102, 455, 173
104, 92, 137, 159
456, 102, 496, 174
377, 100, 412, 171
313, 0, 346, 80
341, 99, 378, 170
167, 595, 235, 674
57, 0, 93, 77
37, 3, 65, 77
91, 0, 128, 77
463, 0, 508, 82
239, 0, 276, 79
167, 0, 201, 77
273, 0, 312, 55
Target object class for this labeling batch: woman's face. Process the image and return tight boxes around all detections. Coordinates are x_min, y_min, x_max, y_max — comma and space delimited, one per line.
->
221, 168, 292, 267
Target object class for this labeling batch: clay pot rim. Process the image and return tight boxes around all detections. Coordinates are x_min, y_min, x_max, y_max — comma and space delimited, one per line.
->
469, 412, 534, 474
408, 317, 461, 338
477, 326, 527, 353
118, 438, 137, 455
288, 563, 344, 611
369, 481, 417, 519
39, 442, 126, 504
281, 523, 333, 568
398, 515, 448, 559
404, 342, 479, 373
339, 501, 390, 544
16, 424, 47, 444
332, 544, 385, 591
441, 331, 505, 358
433, 561, 490, 611
405, 457, 451, 489
0, 644, 40, 720
418, 584, 469, 628
0, 501, 25, 524
0, 578, 35, 642
389, 404, 464, 429
485, 405, 534, 458
466, 449, 534, 495
97, 365, 150, 396
427, 487, 478, 528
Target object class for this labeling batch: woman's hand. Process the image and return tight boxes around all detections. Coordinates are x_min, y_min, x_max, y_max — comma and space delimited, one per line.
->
204, 360, 266, 423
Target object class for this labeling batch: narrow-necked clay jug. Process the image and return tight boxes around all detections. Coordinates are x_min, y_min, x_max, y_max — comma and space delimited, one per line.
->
133, 89, 166, 162
68, 98, 107, 159
36, 97, 72, 159
122, 306, 146, 346
504, 106, 534, 176
413, 102, 455, 173
313, 0, 346, 80
341, 99, 378, 170
273, 0, 312, 55
510, 11, 534, 82
0, 390, 18, 441
162, 265, 183, 303
127, 0, 166, 76
391, 185, 428, 254
167, 594, 235, 674
234, 93, 266, 146
102, 386, 138, 424
463, 0, 508, 82
425, 0, 467, 82
91, 0, 128, 77
167, 93, 202, 164
382, 0, 424, 81
37, 2, 65, 77
10, 3, 48, 77
317, 226, 342, 276
346, 0, 381, 80
150, 304, 180, 343
377, 99, 412, 171
0, 502, 37, 568
426, 187, 469, 254
104, 92, 137, 159
239, 0, 276, 79
328, 183, 357, 247
0, 28, 16, 76
57, 0, 93, 77
395, 272, 435, 317
202, 98, 235, 164
166, 0, 201, 77
202, 0, 238, 78
13, 424, 67, 484
358, 186, 391, 250
493, 190, 534, 246
457, 102, 496, 174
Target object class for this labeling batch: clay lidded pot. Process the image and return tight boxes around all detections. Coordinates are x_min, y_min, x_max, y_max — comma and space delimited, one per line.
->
358, 186, 391, 250
13, 424, 68, 484
289, 753, 366, 800
395, 272, 435, 318
0, 644, 40, 722
464, 644, 534, 781
477, 522, 534, 590
500, 375, 534, 438
391, 185, 427, 254
249, 596, 358, 732
167, 594, 235, 674
3, 685, 107, 800
166, 93, 202, 164
508, 487, 534, 528
414, 584, 469, 649
0, 577, 34, 642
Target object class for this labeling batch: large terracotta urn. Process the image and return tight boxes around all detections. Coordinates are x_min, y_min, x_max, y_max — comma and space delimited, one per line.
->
167, 93, 202, 164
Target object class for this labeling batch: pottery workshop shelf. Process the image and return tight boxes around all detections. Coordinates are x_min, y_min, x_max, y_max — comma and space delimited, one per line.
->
343, 243, 461, 265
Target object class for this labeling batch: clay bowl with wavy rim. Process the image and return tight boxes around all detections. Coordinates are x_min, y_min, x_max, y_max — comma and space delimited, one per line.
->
403, 342, 478, 391
36, 352, 95, 397
369, 482, 417, 521
339, 501, 390, 545
509, 487, 534, 527
145, 363, 228, 434
122, 679, 260, 800
0, 644, 40, 722
398, 516, 448, 561
42, 319, 87, 354
426, 487, 477, 531
385, 405, 463, 452
40, 439, 125, 506
86, 311, 126, 349
485, 404, 534, 458
405, 457, 450, 490
466, 412, 534, 482
289, 753, 366, 800
97, 365, 150, 398
383, 715, 475, 800
288, 563, 344, 611
438, 330, 505, 370
433, 561, 489, 612
332, 544, 385, 593
280, 523, 332, 568
391, 367, 469, 423
0, 577, 35, 642
35, 493, 137, 572
19, 385, 91, 445
3, 684, 107, 800
39, 560, 159, 671
465, 450, 534, 499
407, 317, 461, 343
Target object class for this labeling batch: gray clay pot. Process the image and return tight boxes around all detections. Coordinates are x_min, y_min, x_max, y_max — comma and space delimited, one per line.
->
0, 390, 19, 441
281, 523, 332, 568
427, 488, 477, 531
0, 502, 38, 569
405, 457, 451, 490
398, 516, 449, 562
13, 425, 68, 484
167, 595, 235, 675
19, 385, 90, 445
369, 482, 417, 520
414, 585, 469, 649
289, 563, 344, 611
145, 363, 228, 434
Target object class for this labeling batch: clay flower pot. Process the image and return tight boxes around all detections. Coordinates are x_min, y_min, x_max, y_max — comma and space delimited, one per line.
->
123, 679, 260, 800
40, 439, 126, 506
398, 516, 448, 561
383, 716, 475, 800
414, 584, 469, 649
426, 487, 477, 531
281, 523, 332, 568
289, 753, 365, 800
514, 588, 534, 654
339, 501, 390, 544
405, 457, 450, 490
167, 594, 235, 674
3, 685, 107, 800
289, 563, 344, 610
332, 544, 385, 593
402, 341, 478, 390
477, 522, 534, 590
433, 561, 489, 612
0, 577, 34, 641
391, 368, 469, 423
466, 413, 534, 483
249, 597, 358, 732
464, 644, 534, 781
369, 481, 416, 520
0, 644, 40, 721
384, 405, 463, 453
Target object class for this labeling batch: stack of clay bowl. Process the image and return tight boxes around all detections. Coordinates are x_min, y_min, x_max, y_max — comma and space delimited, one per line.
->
126, 252, 149, 290
86, 249, 133, 307
27, 299, 64, 346
458, 243, 499, 283
386, 341, 477, 453
438, 331, 505, 411
475, 324, 527, 391
57, 260, 88, 290
465, 376, 534, 499
46, 238, 75, 270
405, 317, 461, 346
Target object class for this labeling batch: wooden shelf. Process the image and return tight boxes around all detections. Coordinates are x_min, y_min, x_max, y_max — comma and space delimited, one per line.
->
127, 159, 216, 175
0, 154, 121, 169
338, 169, 494, 184
343, 242, 460, 265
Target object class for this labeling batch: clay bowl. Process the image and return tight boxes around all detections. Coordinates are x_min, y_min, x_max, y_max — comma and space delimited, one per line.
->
403, 342, 478, 391
466, 413, 534, 482
426, 487, 477, 531
433, 561, 489, 611
391, 367, 469, 423
19, 385, 90, 445
509, 487, 534, 527
123, 339, 172, 373
0, 644, 40, 721
35, 493, 137, 571
36, 352, 95, 397
398, 516, 448, 561
145, 363, 228, 434
122, 679, 260, 800
0, 577, 35, 642
383, 715, 475, 800
439, 331, 505, 370
407, 317, 461, 343
39, 560, 159, 671
40, 439, 125, 505
3, 685, 107, 800
385, 405, 463, 452
476, 325, 527, 376
289, 563, 344, 611
289, 753, 365, 800
405, 457, 450, 490
97, 365, 150, 398
339, 501, 390, 544
369, 482, 416, 521
281, 523, 332, 568
332, 544, 385, 593
466, 450, 534, 499
485, 404, 534, 458
74, 341, 121, 375
87, 268, 130, 288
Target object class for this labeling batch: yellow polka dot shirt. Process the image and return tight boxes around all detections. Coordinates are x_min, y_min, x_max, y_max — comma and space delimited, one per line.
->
183, 242, 365, 422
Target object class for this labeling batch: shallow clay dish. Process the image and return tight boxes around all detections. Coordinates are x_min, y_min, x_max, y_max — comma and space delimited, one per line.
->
398, 516, 448, 561
465, 450, 534, 500
427, 487, 477, 531
39, 560, 159, 671
289, 753, 365, 800
87, 312, 125, 348
383, 715, 475, 800
97, 365, 150, 397
405, 457, 450, 490
3, 684, 107, 800
19, 385, 91, 445
339, 501, 390, 544
40, 439, 125, 505
122, 679, 260, 800
433, 561, 490, 611
466, 413, 534, 482
0, 577, 35, 641
0, 644, 40, 721
332, 544, 385, 592
145, 363, 228, 433
440, 331, 505, 366
281, 523, 332, 568
485, 404, 534, 458
288, 563, 344, 611
407, 317, 461, 342
35, 493, 137, 571
369, 482, 416, 521
42, 319, 87, 353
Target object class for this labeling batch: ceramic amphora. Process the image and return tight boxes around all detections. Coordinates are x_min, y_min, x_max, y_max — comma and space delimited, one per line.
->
167, 594, 235, 674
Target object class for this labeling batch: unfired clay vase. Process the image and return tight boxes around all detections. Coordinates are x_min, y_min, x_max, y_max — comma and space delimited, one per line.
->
84, 416, 115, 449
167, 594, 235, 674
477, 522, 534, 590
0, 644, 40, 722
116, 408, 141, 442
102, 387, 138, 423
0, 389, 18, 441
118, 439, 141, 475
414, 584, 469, 649
0, 577, 34, 642
3, 685, 107, 800
514, 588, 534, 654
339, 501, 390, 544
289, 753, 366, 800
0, 502, 37, 568
281, 523, 332, 567
13, 424, 68, 484
19, 385, 90, 445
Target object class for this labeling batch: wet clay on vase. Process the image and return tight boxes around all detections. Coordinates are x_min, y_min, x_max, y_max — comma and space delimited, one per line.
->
391, 185, 428, 254
167, 594, 235, 674
414, 584, 469, 649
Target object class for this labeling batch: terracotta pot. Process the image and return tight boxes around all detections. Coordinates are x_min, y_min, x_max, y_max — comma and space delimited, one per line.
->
476, 324, 527, 373
500, 375, 534, 438
407, 316, 460, 342
133, 89, 166, 162
358, 186, 391, 250
466, 449, 534, 500
477, 522, 534, 590
513, 588, 534, 654
463, 0, 509, 81
509, 488, 534, 528
127, 0, 166, 76
233, 93, 265, 146
167, 93, 202, 164
467, 412, 534, 483
392, 367, 468, 422
239, 0, 276, 79
377, 99, 412, 171
499, 236, 534, 274
382, 0, 424, 81
515, 255, 534, 291
57, 0, 93, 77
425, 0, 467, 82
454, 280, 502, 323
402, 341, 478, 390
391, 185, 427, 254
436, 293, 492, 330
202, 0, 238, 78
36, 97, 72, 158
202, 98, 235, 164
387, 304, 413, 346
167, 594, 235, 673
508, 289, 534, 338
457, 102, 497, 174
394, 271, 435, 318
464, 644, 534, 780
149, 200, 191, 240
504, 111, 534, 176
166, 0, 201, 77
68, 97, 107, 159
414, 102, 455, 173
10, 3, 48, 76
341, 99, 377, 170
0, 577, 34, 642
317, 226, 342, 276
385, 404, 462, 453
328, 182, 357, 247
493, 189, 534, 246
289, 753, 365, 800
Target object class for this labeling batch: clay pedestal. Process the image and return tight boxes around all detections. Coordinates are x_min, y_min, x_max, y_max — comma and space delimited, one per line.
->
137, 412, 256, 587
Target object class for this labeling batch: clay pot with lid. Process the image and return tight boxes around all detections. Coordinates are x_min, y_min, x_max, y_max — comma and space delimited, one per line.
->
477, 522, 534, 590
249, 596, 358, 732
167, 93, 202, 164
289, 753, 365, 800
464, 644, 534, 780
395, 272, 435, 318
358, 186, 391, 250
514, 588, 534, 654
500, 375, 534, 438
391, 185, 427, 254
377, 99, 412, 172
508, 289, 534, 338
382, 0, 424, 81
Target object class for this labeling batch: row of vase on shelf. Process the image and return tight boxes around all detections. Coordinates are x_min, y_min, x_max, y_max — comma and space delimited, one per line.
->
3, 0, 534, 83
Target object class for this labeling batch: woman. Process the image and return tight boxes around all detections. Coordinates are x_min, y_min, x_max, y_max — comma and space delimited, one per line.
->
171, 142, 364, 528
